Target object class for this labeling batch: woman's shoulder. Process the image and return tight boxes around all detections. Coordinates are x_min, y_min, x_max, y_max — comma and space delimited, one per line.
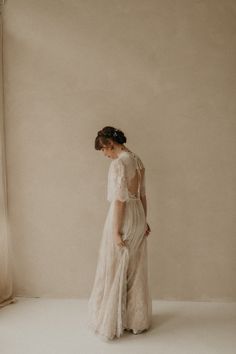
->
118, 150, 145, 171
128, 151, 145, 169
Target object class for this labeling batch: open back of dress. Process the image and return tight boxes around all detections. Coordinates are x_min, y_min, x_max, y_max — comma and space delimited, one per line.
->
107, 150, 146, 202
126, 154, 145, 199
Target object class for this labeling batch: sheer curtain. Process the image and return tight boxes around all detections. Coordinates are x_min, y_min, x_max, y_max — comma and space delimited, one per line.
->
0, 2, 15, 308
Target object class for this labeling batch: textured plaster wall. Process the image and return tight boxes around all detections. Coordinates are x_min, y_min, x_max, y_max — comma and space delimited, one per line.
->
3, 0, 236, 300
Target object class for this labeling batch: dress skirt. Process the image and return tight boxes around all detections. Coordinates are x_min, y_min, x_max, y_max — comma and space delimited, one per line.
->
87, 196, 152, 341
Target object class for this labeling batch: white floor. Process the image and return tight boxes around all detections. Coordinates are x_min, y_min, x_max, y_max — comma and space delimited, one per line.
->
0, 297, 236, 354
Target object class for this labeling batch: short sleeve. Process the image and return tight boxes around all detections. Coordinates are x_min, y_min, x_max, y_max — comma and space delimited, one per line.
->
107, 159, 129, 202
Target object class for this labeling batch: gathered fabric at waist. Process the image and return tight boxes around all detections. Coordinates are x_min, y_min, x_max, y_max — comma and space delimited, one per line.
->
128, 193, 140, 200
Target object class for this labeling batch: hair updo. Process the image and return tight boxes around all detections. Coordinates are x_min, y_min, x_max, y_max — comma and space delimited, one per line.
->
95, 126, 127, 150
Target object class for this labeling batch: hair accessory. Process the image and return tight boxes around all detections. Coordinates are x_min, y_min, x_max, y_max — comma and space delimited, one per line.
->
113, 129, 118, 137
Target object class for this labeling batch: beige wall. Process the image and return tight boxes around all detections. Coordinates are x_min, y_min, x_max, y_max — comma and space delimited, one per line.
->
3, 0, 236, 300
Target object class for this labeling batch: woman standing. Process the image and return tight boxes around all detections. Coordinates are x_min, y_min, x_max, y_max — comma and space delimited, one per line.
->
87, 126, 152, 341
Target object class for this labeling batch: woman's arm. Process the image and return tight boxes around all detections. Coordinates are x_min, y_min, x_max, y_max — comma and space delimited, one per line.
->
111, 159, 129, 246
140, 195, 147, 219
141, 195, 151, 236
113, 200, 127, 247
113, 200, 126, 234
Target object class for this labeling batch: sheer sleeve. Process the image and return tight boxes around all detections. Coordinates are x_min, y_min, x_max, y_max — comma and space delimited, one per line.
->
107, 159, 129, 202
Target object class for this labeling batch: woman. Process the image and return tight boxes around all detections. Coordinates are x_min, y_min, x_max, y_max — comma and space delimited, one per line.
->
87, 126, 152, 341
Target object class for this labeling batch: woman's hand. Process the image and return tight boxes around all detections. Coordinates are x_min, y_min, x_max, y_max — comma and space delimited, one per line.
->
114, 232, 126, 248
144, 222, 151, 237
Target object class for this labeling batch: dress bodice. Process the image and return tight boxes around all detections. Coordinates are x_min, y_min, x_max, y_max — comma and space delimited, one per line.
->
107, 150, 146, 202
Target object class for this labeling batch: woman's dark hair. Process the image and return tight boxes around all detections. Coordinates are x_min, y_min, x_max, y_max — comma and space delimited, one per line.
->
95, 126, 127, 150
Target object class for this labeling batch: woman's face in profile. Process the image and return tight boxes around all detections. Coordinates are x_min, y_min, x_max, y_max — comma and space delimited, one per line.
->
101, 144, 117, 159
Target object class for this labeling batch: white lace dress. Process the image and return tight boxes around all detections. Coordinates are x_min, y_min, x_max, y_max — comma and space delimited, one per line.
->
87, 150, 152, 341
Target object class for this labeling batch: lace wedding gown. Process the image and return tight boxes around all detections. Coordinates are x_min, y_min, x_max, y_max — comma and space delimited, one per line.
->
87, 150, 152, 341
